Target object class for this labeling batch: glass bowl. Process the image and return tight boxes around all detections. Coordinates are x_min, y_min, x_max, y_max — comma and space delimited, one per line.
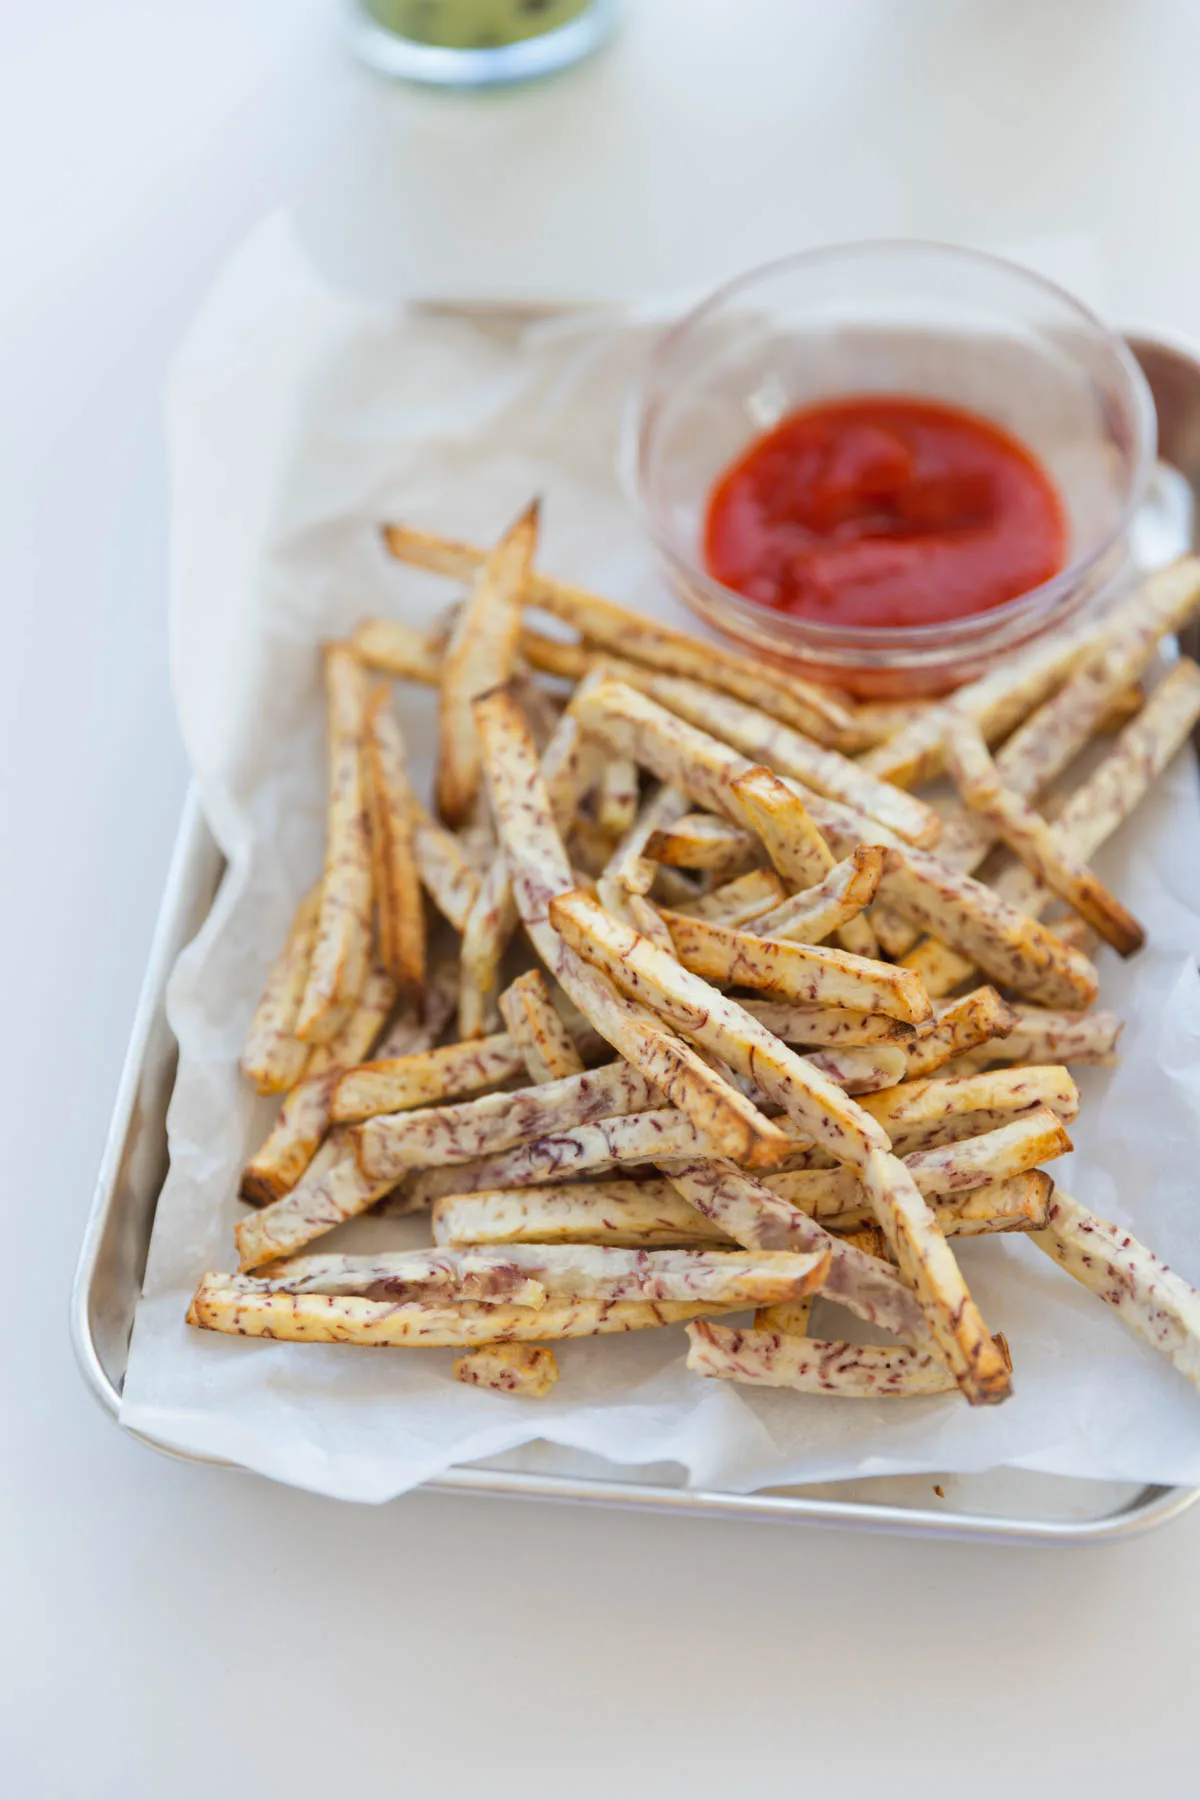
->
627, 242, 1156, 697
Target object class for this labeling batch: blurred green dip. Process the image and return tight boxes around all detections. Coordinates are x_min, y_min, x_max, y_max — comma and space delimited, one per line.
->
364, 0, 592, 48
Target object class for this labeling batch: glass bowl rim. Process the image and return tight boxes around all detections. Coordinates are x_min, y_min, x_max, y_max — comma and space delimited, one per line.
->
626, 237, 1158, 655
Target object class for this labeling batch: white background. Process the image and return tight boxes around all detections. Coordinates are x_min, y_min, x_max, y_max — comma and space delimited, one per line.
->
5, 1, 1200, 1792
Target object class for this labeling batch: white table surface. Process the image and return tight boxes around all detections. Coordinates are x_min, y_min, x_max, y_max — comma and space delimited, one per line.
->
5, 2, 1200, 1791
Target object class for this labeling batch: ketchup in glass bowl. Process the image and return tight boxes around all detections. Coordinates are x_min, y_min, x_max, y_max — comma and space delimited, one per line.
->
705, 394, 1067, 632
629, 243, 1154, 697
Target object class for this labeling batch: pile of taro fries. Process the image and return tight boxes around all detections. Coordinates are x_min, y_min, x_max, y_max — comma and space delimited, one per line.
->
189, 500, 1200, 1407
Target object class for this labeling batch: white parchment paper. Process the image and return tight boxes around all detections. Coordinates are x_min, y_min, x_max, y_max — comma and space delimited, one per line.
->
120, 216, 1200, 1501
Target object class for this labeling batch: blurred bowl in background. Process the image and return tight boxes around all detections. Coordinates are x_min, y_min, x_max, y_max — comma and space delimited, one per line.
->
349, 0, 617, 87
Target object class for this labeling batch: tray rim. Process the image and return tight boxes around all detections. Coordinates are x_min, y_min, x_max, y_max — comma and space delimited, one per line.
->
70, 786, 1200, 1544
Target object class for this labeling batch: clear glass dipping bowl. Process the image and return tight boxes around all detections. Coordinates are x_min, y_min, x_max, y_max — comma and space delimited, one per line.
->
627, 242, 1156, 697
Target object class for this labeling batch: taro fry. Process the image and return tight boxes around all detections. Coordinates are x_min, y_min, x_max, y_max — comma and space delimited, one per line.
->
351, 616, 443, 686
894, 1110, 1071, 1199
190, 1280, 741, 1348
402, 1109, 808, 1212
1032, 1189, 1200, 1388
461, 706, 611, 1039
373, 956, 458, 1058
914, 1171, 1053, 1238
239, 964, 398, 1204
740, 1002, 919, 1048
384, 520, 861, 747
410, 799, 483, 930
644, 812, 759, 877
724, 764, 881, 956
236, 1134, 395, 1271
849, 698, 934, 749
509, 659, 562, 751
1044, 914, 1097, 956
646, 811, 753, 866
1017, 658, 1200, 878
602, 784, 693, 899
453, 1344, 559, 1396
782, 1170, 1054, 1242
958, 1006, 1123, 1069
364, 685, 426, 999
859, 1067, 1079, 1146
518, 628, 591, 682
873, 837, 1100, 1010
803, 1044, 908, 1095
568, 815, 619, 876
436, 501, 536, 826
985, 559, 1200, 797
594, 757, 640, 836
622, 892, 676, 954
240, 885, 321, 1095
295, 645, 374, 1042
658, 906, 931, 1024
943, 714, 1145, 957
498, 970, 586, 1084
668, 866, 787, 926
432, 1181, 736, 1249
901, 988, 1017, 1079
353, 1060, 663, 1184
239, 1072, 341, 1207
752, 1296, 814, 1337
686, 1322, 959, 1398
330, 1033, 525, 1124
745, 846, 886, 945
228, 1247, 545, 1307
239, 1242, 829, 1309
1089, 684, 1143, 732
458, 854, 516, 1038
733, 765, 869, 881
877, 1106, 1050, 1160
856, 1150, 1012, 1404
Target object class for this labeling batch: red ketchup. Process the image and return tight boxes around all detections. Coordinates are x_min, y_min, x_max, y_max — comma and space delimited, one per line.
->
704, 396, 1067, 632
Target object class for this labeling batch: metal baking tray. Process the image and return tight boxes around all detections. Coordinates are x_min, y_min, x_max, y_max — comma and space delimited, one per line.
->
71, 332, 1200, 1544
